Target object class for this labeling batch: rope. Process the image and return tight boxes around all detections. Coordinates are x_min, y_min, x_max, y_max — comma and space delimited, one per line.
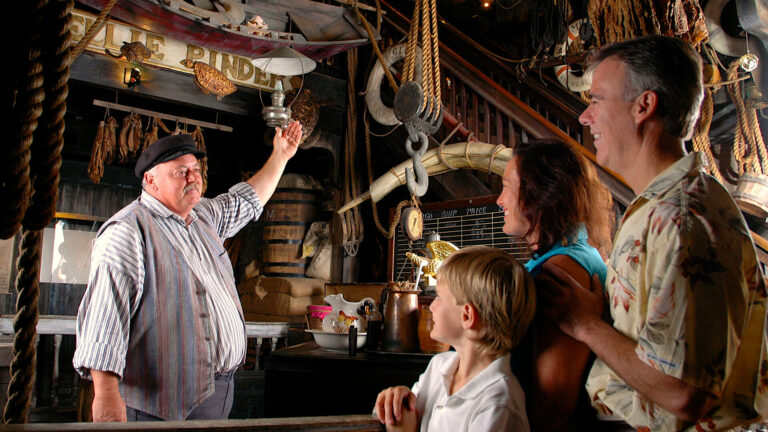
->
354, 7, 398, 92
691, 88, 724, 183
489, 144, 506, 174
3, 230, 42, 424
365, 112, 412, 238
1, 0, 45, 240
403, 0, 420, 84
465, 140, 474, 169
727, 61, 766, 175
420, 0, 432, 113
400, 0, 441, 115
341, 48, 364, 256
24, 0, 74, 230
438, 142, 458, 170
389, 167, 406, 185
70, 0, 118, 60
4, 2, 73, 423
374, 0, 382, 33
428, 0, 441, 110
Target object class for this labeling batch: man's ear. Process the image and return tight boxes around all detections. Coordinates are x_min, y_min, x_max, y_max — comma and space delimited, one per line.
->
461, 303, 478, 329
144, 171, 156, 189
633, 90, 658, 125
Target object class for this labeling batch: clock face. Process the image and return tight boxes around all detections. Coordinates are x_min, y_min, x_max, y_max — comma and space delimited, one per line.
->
402, 206, 423, 241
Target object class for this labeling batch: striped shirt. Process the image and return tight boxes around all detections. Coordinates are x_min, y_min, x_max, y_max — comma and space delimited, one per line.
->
74, 182, 262, 379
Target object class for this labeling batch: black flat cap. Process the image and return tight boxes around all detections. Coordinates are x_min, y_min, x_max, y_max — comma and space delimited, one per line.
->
135, 134, 206, 179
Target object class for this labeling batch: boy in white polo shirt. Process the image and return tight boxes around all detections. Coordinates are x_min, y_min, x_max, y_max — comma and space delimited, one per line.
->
374, 246, 536, 431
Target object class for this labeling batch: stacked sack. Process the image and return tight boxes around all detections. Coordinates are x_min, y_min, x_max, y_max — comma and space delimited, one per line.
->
239, 276, 326, 323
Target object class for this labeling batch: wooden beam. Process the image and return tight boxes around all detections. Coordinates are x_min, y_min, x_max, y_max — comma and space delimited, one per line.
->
0, 415, 383, 431
93, 100, 233, 132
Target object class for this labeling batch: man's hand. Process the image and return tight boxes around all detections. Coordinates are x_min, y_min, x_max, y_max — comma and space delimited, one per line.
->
537, 260, 605, 342
375, 385, 418, 430
91, 370, 126, 422
273, 120, 302, 161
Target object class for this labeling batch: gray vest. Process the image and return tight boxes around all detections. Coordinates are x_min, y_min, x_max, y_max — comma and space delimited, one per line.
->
101, 199, 243, 420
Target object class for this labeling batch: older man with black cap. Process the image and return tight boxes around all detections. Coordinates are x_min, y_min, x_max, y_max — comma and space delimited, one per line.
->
73, 120, 303, 422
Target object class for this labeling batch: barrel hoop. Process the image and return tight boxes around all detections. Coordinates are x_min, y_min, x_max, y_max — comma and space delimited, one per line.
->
263, 272, 307, 278
267, 199, 319, 205
736, 192, 768, 203
264, 221, 313, 227
263, 262, 307, 267
274, 187, 323, 195
263, 239, 303, 245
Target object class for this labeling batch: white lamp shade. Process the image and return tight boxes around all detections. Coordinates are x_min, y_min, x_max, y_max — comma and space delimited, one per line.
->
251, 46, 317, 76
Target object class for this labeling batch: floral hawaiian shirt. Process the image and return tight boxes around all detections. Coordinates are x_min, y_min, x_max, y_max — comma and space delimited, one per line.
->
585, 152, 768, 431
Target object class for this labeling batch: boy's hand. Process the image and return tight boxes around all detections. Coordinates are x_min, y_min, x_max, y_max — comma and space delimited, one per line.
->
386, 404, 418, 432
375, 386, 416, 426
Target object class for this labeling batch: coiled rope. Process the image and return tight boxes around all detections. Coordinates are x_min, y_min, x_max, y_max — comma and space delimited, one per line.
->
727, 61, 767, 175
691, 88, 724, 183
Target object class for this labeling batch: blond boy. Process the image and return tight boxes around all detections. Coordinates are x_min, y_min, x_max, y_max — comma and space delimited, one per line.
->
374, 246, 536, 431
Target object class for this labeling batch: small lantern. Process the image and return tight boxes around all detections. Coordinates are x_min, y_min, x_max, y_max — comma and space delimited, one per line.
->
124, 67, 141, 87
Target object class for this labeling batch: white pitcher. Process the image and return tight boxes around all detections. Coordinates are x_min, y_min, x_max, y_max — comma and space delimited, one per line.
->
323, 294, 376, 331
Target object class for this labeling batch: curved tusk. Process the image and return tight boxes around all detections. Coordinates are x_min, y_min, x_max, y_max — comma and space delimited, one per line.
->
338, 142, 512, 214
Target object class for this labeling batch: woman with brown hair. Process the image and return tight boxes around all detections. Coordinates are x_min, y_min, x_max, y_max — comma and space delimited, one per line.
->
496, 138, 614, 431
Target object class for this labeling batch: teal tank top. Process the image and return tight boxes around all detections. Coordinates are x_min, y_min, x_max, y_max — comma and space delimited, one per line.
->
523, 227, 607, 285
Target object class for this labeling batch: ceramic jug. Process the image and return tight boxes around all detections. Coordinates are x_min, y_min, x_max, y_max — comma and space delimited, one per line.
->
323, 294, 375, 331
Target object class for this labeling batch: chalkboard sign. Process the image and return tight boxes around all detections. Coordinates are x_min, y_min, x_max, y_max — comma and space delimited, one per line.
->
388, 195, 531, 281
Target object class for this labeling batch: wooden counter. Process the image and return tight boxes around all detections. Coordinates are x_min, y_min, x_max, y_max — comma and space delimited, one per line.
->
264, 342, 433, 418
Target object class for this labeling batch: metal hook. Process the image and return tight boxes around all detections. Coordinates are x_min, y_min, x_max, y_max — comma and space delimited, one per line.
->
405, 131, 429, 197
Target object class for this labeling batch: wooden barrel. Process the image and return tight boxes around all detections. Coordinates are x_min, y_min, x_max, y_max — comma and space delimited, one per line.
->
263, 186, 320, 277
733, 173, 768, 218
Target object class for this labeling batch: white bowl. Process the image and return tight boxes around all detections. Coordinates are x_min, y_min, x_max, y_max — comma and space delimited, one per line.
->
306, 329, 367, 351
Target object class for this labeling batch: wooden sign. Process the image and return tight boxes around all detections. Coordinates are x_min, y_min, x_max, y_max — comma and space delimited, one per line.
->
71, 9, 289, 92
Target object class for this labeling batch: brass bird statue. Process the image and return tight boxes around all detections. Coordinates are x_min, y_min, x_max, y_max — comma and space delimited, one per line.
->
405, 240, 459, 279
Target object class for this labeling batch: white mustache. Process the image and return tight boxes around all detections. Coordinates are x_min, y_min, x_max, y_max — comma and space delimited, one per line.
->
183, 184, 200, 194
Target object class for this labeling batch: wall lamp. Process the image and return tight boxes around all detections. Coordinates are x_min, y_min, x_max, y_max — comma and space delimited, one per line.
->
124, 67, 141, 87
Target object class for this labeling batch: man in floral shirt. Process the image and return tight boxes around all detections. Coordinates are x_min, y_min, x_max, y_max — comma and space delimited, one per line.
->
544, 35, 768, 431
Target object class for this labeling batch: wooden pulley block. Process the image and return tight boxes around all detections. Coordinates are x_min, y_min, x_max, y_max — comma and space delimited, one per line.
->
394, 81, 443, 137
393, 81, 424, 124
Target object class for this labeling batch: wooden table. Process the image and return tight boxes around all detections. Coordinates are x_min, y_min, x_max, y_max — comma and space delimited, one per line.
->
264, 342, 433, 418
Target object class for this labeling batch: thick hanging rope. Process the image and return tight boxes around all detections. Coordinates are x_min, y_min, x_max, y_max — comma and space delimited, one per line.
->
4, 0, 73, 424
341, 48, 364, 256
4, 231, 42, 424
692, 88, 724, 183
727, 61, 768, 175
401, 0, 441, 115
1, 1, 45, 240
24, 0, 73, 230
403, 1, 420, 85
